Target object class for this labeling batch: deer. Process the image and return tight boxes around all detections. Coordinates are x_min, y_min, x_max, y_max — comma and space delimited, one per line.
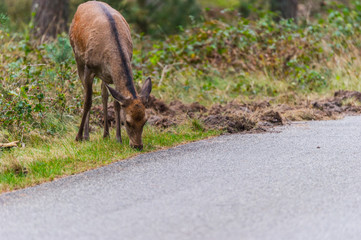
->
69, 1, 152, 150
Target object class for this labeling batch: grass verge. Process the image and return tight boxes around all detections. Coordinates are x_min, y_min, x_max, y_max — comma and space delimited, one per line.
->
0, 122, 221, 193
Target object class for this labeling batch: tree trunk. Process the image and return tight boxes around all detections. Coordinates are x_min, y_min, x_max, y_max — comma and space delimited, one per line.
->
271, 0, 298, 20
32, 0, 69, 41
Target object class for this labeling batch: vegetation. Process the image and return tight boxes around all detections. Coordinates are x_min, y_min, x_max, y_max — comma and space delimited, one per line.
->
0, 125, 219, 192
1, 1, 361, 191
1, 0, 202, 36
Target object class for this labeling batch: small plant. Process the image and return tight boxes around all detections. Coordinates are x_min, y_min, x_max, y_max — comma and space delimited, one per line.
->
191, 119, 205, 132
0, 12, 8, 31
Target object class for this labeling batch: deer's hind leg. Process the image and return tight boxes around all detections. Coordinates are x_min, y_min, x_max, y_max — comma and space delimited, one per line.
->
76, 65, 94, 141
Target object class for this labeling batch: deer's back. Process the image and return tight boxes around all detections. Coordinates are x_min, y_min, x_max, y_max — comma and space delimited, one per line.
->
69, 1, 133, 69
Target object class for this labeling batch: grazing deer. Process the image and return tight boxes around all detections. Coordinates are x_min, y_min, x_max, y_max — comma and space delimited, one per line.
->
69, 1, 152, 150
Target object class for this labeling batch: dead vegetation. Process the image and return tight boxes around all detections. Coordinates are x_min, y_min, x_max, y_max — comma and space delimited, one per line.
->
92, 90, 361, 135
0, 141, 19, 148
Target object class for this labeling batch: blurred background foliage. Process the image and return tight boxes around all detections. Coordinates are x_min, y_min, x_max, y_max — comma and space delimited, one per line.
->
0, 0, 350, 37
0, 0, 202, 37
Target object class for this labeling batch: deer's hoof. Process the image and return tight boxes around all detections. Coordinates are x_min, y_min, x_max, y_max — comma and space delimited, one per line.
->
131, 144, 143, 151
75, 136, 83, 142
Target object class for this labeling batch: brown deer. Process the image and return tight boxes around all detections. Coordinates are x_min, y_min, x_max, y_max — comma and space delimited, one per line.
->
69, 1, 152, 150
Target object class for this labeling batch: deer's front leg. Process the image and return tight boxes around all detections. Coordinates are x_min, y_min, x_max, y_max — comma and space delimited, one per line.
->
76, 66, 94, 141
101, 82, 110, 138
114, 100, 122, 143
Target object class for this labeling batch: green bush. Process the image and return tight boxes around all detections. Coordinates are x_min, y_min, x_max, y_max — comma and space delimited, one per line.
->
41, 0, 202, 37
130, 1, 361, 95
120, 0, 202, 37
0, 32, 80, 140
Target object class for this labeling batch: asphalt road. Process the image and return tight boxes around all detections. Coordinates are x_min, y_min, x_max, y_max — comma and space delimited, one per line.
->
2, 116, 361, 240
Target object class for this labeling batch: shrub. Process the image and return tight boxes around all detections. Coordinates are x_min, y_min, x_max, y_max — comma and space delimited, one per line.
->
120, 0, 202, 37
0, 31, 80, 141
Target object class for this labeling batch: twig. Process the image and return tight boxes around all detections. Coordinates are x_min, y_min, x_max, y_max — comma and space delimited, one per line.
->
158, 65, 171, 87
20, 64, 47, 71
0, 141, 19, 148
158, 62, 182, 87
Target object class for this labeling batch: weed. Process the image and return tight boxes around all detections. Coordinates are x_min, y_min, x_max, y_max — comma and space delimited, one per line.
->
191, 119, 206, 132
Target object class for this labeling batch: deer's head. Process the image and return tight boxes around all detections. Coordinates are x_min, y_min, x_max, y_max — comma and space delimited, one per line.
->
106, 78, 152, 150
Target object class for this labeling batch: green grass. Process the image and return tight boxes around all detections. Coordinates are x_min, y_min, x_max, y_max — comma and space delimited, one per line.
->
0, 122, 221, 192
154, 69, 290, 105
198, 0, 239, 8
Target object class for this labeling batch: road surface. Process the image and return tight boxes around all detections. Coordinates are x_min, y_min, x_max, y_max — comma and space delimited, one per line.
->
1, 116, 361, 240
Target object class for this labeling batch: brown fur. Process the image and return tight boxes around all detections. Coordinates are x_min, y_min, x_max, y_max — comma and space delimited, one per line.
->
69, 1, 152, 150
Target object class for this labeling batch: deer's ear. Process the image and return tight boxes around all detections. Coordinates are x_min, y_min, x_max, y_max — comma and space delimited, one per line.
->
140, 77, 152, 104
105, 84, 131, 106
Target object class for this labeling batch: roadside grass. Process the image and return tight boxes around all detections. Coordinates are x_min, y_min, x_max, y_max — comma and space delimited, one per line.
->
0, 122, 221, 193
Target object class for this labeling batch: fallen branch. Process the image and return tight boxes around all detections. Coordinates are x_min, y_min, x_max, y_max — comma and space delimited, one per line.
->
0, 141, 19, 148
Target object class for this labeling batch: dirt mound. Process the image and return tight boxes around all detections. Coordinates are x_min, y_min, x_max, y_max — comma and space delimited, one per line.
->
311, 90, 361, 115
92, 90, 361, 134
146, 95, 172, 114
145, 96, 208, 116
334, 90, 361, 102
147, 115, 176, 128
203, 114, 256, 133
260, 110, 283, 125
169, 100, 207, 114
312, 101, 342, 113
